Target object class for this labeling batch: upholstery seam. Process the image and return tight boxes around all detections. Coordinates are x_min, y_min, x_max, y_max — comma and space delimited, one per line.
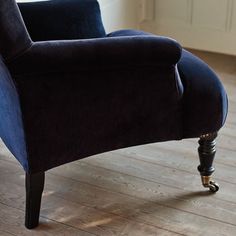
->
5, 42, 34, 64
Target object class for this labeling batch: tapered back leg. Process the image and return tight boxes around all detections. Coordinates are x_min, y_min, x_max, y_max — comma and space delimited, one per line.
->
25, 172, 45, 229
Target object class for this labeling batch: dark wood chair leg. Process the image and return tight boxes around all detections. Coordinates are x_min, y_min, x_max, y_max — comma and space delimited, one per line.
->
25, 172, 45, 229
198, 132, 219, 192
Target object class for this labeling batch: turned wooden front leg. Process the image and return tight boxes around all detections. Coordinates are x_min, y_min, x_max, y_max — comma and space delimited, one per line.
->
198, 132, 219, 192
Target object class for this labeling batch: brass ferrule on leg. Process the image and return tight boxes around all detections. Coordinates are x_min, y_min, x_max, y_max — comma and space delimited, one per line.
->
201, 175, 212, 187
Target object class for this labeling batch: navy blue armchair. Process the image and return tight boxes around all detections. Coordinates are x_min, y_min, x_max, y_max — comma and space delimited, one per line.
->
0, 0, 228, 229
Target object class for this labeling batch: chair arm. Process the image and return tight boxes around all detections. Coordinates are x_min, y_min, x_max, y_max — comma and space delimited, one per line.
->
6, 36, 183, 173
3, 3, 181, 174
8, 36, 182, 75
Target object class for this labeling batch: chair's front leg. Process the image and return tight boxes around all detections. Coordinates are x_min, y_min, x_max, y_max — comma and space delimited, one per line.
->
25, 172, 45, 229
198, 132, 219, 192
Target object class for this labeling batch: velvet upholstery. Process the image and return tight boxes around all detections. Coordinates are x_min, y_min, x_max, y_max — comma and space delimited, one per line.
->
178, 50, 228, 138
18, 0, 106, 41
0, 56, 28, 170
0, 0, 32, 60
0, 0, 228, 174
107, 30, 228, 138
7, 36, 183, 173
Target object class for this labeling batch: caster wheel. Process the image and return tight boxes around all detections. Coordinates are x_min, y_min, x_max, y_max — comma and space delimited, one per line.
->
209, 181, 219, 193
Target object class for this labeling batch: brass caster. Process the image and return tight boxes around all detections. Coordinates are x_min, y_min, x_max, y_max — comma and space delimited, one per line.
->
208, 181, 219, 193
201, 176, 219, 193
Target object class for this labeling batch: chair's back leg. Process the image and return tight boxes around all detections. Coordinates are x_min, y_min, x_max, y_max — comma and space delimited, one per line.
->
25, 172, 45, 229
198, 132, 219, 192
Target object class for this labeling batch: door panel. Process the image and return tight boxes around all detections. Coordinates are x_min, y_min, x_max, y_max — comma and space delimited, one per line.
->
192, 0, 229, 31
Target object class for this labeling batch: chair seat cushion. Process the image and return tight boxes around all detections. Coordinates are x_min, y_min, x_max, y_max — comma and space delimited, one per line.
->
108, 30, 228, 137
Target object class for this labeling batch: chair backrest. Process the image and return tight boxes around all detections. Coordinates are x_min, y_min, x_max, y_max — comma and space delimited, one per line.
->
0, 0, 32, 61
18, 0, 106, 41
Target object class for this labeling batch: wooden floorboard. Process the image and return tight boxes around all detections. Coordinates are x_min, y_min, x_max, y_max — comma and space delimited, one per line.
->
1, 159, 236, 236
0, 161, 182, 236
1, 50, 236, 235
0, 202, 95, 236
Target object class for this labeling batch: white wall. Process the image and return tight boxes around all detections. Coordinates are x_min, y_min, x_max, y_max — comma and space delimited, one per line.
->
139, 0, 236, 55
98, 0, 139, 33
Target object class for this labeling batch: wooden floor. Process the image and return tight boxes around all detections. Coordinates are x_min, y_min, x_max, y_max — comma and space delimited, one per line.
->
0, 50, 236, 235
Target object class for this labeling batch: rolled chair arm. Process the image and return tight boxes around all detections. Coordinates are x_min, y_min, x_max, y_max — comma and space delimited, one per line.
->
8, 35, 182, 75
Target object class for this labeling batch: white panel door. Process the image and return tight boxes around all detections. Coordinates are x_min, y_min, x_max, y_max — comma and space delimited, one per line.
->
139, 0, 236, 55
192, 0, 229, 31
155, 0, 191, 27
